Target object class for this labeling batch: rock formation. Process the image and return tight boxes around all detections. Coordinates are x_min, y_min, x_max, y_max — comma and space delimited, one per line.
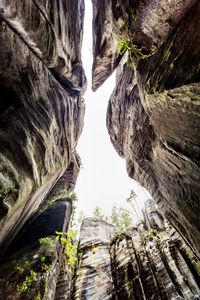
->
74, 218, 115, 300
73, 200, 200, 300
91, 0, 200, 254
0, 0, 86, 258
0, 197, 73, 299
0, 0, 200, 298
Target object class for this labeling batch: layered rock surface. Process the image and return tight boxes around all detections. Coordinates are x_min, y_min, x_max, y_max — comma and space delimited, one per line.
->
0, 0, 85, 257
74, 218, 115, 300
92, 0, 197, 91
73, 200, 200, 300
0, 198, 72, 299
92, 0, 200, 254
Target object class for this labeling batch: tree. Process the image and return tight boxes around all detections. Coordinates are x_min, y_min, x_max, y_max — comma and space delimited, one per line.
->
93, 206, 109, 222
77, 210, 86, 225
92, 202, 133, 232
109, 204, 132, 231
126, 189, 137, 203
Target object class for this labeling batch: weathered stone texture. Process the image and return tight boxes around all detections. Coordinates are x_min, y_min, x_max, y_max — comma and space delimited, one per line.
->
0, 0, 85, 256
91, 0, 200, 254
74, 218, 115, 300
0, 0, 86, 94
0, 199, 72, 300
92, 0, 197, 91
73, 201, 200, 300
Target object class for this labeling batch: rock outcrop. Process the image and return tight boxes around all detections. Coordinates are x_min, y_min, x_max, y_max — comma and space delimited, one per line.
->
0, 198, 73, 299
92, 0, 200, 254
74, 218, 115, 299
0, 0, 86, 257
73, 200, 200, 300
92, 0, 197, 91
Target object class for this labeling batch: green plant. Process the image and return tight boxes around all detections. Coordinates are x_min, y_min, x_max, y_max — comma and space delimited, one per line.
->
139, 228, 158, 245
52, 189, 69, 201
15, 265, 24, 274
117, 38, 132, 55
93, 203, 133, 232
70, 192, 78, 224
77, 211, 86, 225
145, 228, 157, 236
93, 206, 109, 222
39, 237, 54, 248
117, 38, 152, 67
41, 263, 51, 273
47, 199, 56, 208
25, 260, 29, 266
56, 228, 78, 270
40, 256, 46, 263
117, 9, 152, 67
39, 237, 55, 253
16, 270, 37, 294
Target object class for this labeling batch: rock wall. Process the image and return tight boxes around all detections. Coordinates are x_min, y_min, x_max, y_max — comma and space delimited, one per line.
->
92, 0, 200, 254
73, 218, 115, 300
73, 201, 200, 300
0, 0, 86, 257
0, 198, 72, 299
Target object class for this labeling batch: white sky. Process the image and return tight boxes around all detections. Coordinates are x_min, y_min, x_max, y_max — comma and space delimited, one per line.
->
75, 0, 151, 219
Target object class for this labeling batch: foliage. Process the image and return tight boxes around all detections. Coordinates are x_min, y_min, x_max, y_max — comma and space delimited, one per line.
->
126, 189, 137, 203
52, 189, 77, 202
77, 210, 86, 225
53, 189, 78, 273
15, 265, 24, 274
71, 191, 78, 224
0, 188, 16, 199
16, 270, 37, 294
140, 228, 157, 245
53, 189, 69, 200
117, 38, 132, 55
92, 202, 133, 232
41, 263, 51, 273
93, 206, 109, 222
56, 228, 78, 270
110, 204, 133, 231
39, 237, 55, 253
40, 256, 46, 263
117, 9, 152, 67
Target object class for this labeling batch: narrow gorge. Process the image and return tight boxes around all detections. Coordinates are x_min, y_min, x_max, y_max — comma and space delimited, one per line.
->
0, 0, 199, 299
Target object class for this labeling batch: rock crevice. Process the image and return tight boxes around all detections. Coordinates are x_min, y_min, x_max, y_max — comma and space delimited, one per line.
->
73, 200, 200, 300
91, 0, 200, 254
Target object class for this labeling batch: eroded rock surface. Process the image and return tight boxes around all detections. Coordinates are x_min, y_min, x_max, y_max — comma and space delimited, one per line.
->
0, 198, 72, 300
74, 218, 115, 300
0, 0, 85, 256
92, 1, 200, 253
92, 0, 197, 91
73, 201, 200, 300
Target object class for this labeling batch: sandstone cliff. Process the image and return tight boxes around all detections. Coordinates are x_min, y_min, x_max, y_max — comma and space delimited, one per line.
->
91, 0, 200, 254
73, 200, 200, 300
0, 0, 200, 298
0, 197, 73, 299
0, 0, 86, 258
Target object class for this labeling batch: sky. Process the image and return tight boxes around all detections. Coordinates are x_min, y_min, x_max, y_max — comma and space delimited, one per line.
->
75, 0, 151, 220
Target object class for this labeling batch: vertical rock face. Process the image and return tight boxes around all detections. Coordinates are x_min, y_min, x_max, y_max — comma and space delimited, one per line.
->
92, 1, 200, 254
0, 198, 73, 299
74, 201, 200, 300
0, 0, 86, 256
92, 0, 197, 91
74, 218, 115, 300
